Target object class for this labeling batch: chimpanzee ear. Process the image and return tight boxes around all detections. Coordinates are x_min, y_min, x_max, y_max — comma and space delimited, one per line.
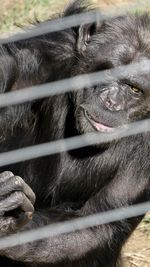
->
77, 22, 101, 53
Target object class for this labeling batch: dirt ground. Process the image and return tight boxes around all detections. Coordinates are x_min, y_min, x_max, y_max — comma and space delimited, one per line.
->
122, 219, 150, 267
0, 0, 150, 266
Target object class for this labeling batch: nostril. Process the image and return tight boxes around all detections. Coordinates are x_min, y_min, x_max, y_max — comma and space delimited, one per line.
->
105, 99, 112, 108
100, 93, 122, 111
105, 99, 122, 111
114, 104, 122, 111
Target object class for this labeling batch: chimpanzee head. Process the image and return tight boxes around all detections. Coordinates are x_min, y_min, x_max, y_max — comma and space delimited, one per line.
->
73, 14, 150, 134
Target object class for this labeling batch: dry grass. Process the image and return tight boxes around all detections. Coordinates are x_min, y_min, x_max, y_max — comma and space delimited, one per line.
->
122, 220, 150, 267
0, 0, 138, 32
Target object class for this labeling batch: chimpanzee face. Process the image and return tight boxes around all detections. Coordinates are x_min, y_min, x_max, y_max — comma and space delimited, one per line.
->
74, 15, 150, 134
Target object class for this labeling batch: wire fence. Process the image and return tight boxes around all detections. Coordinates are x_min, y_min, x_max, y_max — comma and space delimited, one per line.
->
0, 0, 150, 256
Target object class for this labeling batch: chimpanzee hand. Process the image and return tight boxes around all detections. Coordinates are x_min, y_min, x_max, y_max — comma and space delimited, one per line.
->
0, 171, 36, 236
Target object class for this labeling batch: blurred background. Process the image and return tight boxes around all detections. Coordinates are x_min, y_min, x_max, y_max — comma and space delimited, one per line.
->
0, 0, 149, 32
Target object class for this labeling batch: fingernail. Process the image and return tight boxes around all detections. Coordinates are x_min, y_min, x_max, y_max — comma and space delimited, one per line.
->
26, 212, 33, 220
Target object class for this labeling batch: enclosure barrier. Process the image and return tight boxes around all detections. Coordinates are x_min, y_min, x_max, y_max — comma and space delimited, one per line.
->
0, 0, 150, 252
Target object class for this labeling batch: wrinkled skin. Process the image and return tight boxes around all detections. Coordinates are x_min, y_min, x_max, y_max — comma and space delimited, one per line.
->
0, 1, 150, 267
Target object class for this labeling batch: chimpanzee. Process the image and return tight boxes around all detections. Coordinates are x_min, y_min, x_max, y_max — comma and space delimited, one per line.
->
0, 1, 150, 267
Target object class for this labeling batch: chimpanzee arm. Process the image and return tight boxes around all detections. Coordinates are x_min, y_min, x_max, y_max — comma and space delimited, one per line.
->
0, 168, 149, 265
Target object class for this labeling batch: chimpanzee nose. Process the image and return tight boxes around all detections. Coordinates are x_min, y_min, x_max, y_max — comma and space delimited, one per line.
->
100, 88, 122, 111
105, 99, 122, 111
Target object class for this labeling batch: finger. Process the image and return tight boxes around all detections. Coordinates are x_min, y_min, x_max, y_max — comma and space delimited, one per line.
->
0, 212, 33, 235
0, 191, 34, 214
0, 175, 36, 205
15, 176, 36, 205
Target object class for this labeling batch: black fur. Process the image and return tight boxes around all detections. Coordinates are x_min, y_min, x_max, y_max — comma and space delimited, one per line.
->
0, 1, 150, 267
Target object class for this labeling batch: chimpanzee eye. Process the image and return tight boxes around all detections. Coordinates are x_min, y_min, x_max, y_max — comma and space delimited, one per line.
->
131, 86, 143, 94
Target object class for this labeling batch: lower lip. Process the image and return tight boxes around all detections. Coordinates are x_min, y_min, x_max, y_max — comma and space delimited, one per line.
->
91, 120, 114, 132
84, 110, 114, 132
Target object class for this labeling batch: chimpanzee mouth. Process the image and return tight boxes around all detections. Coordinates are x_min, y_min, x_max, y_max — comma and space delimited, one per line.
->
84, 109, 114, 133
